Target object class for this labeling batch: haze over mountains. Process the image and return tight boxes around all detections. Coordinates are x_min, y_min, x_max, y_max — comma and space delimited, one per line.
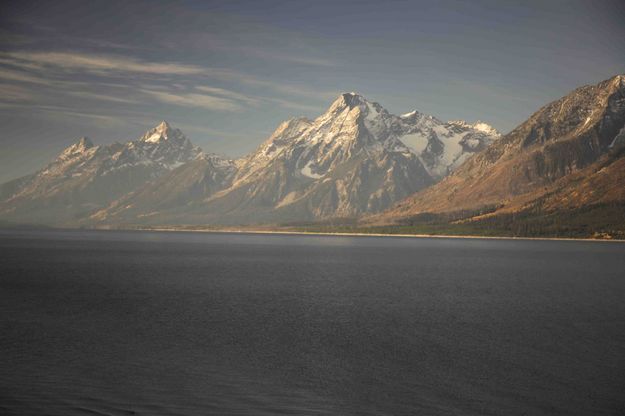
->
0, 92, 499, 226
1, 74, 624, 237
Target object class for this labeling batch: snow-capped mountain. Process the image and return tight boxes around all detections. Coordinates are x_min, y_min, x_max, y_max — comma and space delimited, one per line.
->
95, 93, 498, 226
133, 121, 201, 168
0, 121, 223, 225
234, 93, 500, 183
378, 74, 625, 225
216, 92, 498, 222
0, 94, 499, 226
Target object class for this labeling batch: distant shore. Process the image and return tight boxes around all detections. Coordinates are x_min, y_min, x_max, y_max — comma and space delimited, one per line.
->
130, 226, 625, 243
2, 224, 623, 242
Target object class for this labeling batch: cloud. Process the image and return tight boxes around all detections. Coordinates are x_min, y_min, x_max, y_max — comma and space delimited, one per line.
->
1, 49, 338, 103
0, 84, 38, 102
140, 89, 242, 111
264, 97, 324, 113
0, 102, 132, 128
43, 109, 122, 124
65, 91, 138, 104
0, 67, 51, 85
195, 85, 260, 105
195, 84, 327, 113
4, 51, 208, 76
237, 77, 339, 101
0, 48, 338, 123
243, 48, 337, 68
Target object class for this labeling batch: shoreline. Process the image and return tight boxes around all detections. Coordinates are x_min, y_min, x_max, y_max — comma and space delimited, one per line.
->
2, 225, 624, 243
132, 227, 625, 243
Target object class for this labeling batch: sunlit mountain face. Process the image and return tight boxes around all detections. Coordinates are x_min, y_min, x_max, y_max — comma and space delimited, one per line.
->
0, 93, 501, 226
1, 0, 624, 185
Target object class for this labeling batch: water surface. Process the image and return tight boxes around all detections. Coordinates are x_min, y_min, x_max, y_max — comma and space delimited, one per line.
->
1, 229, 624, 415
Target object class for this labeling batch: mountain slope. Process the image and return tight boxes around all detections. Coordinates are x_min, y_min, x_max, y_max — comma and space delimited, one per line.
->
98, 93, 499, 225
90, 153, 237, 223
376, 74, 625, 228
0, 121, 209, 225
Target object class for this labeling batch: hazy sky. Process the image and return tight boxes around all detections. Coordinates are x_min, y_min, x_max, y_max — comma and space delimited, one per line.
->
1, 0, 624, 182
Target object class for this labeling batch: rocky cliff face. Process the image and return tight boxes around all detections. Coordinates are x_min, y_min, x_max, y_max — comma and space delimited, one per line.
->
378, 74, 625, 222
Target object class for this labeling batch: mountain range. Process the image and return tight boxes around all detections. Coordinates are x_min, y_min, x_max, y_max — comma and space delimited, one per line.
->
372, 74, 625, 238
1, 75, 624, 238
0, 92, 499, 227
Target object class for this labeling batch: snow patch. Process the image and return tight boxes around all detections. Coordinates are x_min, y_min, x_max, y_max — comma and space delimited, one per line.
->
399, 133, 429, 154
144, 132, 165, 143
275, 191, 299, 208
301, 161, 323, 179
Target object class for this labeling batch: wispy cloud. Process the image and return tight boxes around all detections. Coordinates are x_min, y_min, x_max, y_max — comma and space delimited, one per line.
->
1, 49, 339, 103
65, 91, 139, 104
4, 51, 208, 76
140, 89, 243, 112
0, 102, 132, 128
0, 84, 38, 102
0, 67, 51, 85
195, 84, 327, 113
194, 85, 260, 105
264, 97, 324, 113
0, 46, 338, 134
242, 48, 337, 68
238, 77, 339, 102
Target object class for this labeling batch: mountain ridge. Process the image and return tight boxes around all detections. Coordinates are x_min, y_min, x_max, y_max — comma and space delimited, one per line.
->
5, 73, 623, 238
0, 122, 212, 224
90, 92, 499, 226
370, 74, 625, 237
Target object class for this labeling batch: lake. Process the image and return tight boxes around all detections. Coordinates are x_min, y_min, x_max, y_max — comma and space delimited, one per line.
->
1, 229, 624, 415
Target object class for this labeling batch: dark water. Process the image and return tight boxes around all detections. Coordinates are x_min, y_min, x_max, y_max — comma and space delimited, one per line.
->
1, 229, 624, 416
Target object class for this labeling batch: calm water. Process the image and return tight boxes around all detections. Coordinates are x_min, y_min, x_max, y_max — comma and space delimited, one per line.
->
1, 229, 624, 415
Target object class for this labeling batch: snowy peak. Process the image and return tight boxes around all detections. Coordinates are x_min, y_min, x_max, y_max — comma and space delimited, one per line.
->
324, 92, 385, 119
448, 120, 500, 136
400, 110, 420, 119
77, 136, 94, 148
242, 92, 502, 183
471, 121, 500, 136
60, 137, 95, 158
156, 120, 170, 130
140, 120, 185, 144
609, 74, 625, 89
335, 92, 368, 109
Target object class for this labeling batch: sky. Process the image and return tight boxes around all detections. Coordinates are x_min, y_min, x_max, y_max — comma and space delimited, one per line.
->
0, 0, 624, 182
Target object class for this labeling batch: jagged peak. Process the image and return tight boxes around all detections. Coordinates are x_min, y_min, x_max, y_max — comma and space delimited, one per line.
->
155, 120, 170, 131
327, 92, 371, 111
140, 120, 185, 143
448, 120, 500, 136
584, 74, 625, 95
322, 92, 390, 123
400, 110, 420, 119
77, 136, 93, 148
471, 121, 501, 136
60, 136, 94, 157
